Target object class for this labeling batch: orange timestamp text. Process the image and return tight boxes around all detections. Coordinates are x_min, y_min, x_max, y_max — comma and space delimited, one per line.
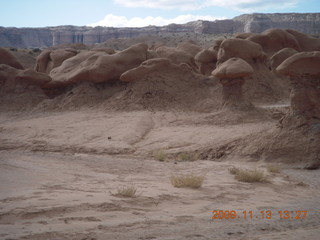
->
212, 210, 308, 220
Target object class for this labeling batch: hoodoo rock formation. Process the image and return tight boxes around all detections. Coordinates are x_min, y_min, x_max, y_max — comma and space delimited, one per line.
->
212, 57, 254, 109
276, 51, 320, 128
195, 49, 218, 76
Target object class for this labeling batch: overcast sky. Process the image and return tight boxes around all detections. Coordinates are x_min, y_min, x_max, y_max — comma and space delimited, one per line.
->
1, 0, 319, 28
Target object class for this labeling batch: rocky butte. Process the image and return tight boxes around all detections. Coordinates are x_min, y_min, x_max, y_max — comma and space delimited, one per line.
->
0, 13, 320, 48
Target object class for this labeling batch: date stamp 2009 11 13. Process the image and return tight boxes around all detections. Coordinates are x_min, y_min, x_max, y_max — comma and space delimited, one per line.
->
212, 210, 308, 220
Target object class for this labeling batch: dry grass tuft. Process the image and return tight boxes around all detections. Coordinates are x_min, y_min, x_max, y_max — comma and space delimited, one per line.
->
177, 152, 198, 162
153, 149, 167, 162
266, 164, 281, 173
111, 185, 138, 198
170, 173, 205, 189
235, 168, 266, 183
228, 166, 240, 175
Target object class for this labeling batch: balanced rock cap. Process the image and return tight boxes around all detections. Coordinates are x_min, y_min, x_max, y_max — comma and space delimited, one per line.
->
276, 51, 320, 77
212, 57, 254, 79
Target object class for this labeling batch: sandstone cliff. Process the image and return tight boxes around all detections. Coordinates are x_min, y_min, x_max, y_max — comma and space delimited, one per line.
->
0, 13, 319, 48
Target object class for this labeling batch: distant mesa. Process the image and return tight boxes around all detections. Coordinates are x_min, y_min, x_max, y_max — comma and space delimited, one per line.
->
0, 13, 320, 48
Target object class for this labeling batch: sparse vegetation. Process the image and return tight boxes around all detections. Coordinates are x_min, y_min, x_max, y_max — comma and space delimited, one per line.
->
32, 48, 41, 53
177, 152, 198, 162
228, 166, 240, 175
170, 173, 205, 188
234, 168, 267, 183
111, 185, 138, 198
153, 149, 167, 162
267, 164, 281, 173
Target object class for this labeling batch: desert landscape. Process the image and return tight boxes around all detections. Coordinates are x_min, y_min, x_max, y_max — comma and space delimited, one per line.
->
1, 24, 320, 240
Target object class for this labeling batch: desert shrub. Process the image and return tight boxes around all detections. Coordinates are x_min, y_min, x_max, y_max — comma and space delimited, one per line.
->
111, 185, 138, 198
228, 166, 240, 175
266, 164, 281, 173
177, 152, 198, 162
153, 149, 167, 162
32, 48, 41, 53
235, 168, 266, 183
170, 173, 205, 189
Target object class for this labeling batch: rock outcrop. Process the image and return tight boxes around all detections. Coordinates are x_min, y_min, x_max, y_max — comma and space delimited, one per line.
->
0, 13, 319, 48
212, 57, 254, 109
48, 43, 148, 88
0, 47, 24, 69
276, 51, 320, 127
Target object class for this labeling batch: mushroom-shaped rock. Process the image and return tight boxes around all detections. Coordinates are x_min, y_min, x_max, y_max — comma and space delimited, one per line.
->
217, 38, 266, 67
270, 48, 298, 71
194, 49, 217, 76
276, 51, 320, 125
0, 48, 24, 70
212, 57, 254, 108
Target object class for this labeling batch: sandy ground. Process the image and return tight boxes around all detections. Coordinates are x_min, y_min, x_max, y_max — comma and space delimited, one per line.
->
0, 109, 320, 239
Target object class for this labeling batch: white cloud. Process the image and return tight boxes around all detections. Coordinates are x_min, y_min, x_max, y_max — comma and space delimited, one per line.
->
88, 14, 225, 28
204, 0, 299, 12
114, 0, 299, 12
114, 0, 201, 11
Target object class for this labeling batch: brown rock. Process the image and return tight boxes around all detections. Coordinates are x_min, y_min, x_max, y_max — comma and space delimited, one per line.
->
49, 43, 148, 87
90, 47, 115, 54
177, 41, 202, 57
0, 64, 19, 92
0, 48, 24, 70
35, 48, 77, 73
194, 49, 217, 76
234, 32, 256, 39
212, 57, 254, 108
16, 69, 52, 87
48, 51, 97, 88
285, 29, 320, 52
270, 48, 298, 70
0, 64, 51, 92
120, 58, 171, 82
212, 38, 224, 51
276, 51, 320, 125
247, 28, 301, 55
117, 58, 216, 111
155, 46, 198, 71
217, 38, 266, 66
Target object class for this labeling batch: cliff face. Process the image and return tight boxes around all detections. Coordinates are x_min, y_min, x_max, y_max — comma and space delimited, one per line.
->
1, 13, 319, 48
233, 13, 320, 34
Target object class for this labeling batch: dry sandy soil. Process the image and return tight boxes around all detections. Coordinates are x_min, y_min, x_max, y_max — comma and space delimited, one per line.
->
0, 108, 320, 239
